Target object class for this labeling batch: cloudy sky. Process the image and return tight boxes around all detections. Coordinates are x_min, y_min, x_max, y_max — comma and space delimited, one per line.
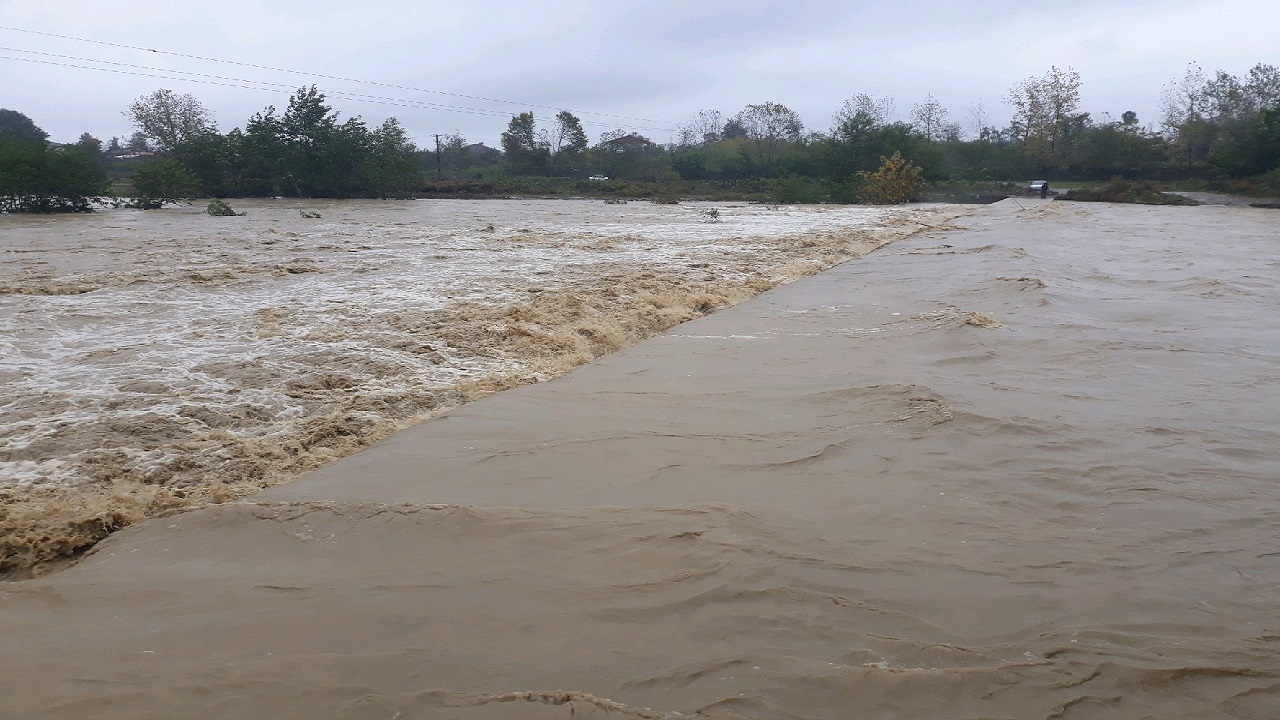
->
2, 0, 1276, 146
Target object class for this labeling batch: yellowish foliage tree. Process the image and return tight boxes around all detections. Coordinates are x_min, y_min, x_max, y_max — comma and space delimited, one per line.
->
859, 151, 925, 204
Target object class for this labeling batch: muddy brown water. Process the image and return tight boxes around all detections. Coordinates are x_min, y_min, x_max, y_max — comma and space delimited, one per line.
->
2, 199, 1278, 719
0, 199, 952, 570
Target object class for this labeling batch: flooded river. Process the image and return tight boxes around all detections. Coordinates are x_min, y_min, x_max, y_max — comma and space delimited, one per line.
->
0, 198, 953, 570
2, 199, 1277, 719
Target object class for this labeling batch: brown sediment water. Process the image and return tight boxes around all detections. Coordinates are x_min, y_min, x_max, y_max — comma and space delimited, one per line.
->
0, 198, 958, 571
3, 199, 1279, 719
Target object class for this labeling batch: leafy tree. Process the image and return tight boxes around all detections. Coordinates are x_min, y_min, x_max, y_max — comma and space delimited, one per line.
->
1201, 71, 1253, 124
72, 134, 108, 181
126, 131, 151, 153
1065, 117, 1164, 179
217, 86, 415, 198
965, 99, 992, 141
1159, 62, 1210, 156
129, 157, 199, 208
911, 94, 950, 142
834, 94, 895, 128
281, 86, 344, 195
76, 133, 103, 157
170, 131, 233, 196
677, 110, 724, 147
543, 110, 588, 175
1244, 64, 1280, 112
436, 132, 469, 173
1157, 63, 1280, 174
1256, 101, 1280, 172
590, 131, 669, 180
730, 102, 804, 174
819, 105, 943, 184
364, 117, 417, 196
0, 109, 48, 142
501, 112, 550, 176
1006, 66, 1088, 168
0, 133, 109, 213
722, 118, 748, 139
241, 106, 289, 195
126, 89, 215, 152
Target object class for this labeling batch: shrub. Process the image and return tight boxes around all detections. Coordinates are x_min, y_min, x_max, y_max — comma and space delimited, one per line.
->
858, 152, 926, 204
0, 137, 109, 213
206, 199, 243, 216
1059, 177, 1198, 205
767, 175, 826, 203
129, 158, 198, 209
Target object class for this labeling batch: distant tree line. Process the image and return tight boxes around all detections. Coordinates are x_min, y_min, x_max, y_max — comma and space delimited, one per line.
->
125, 86, 418, 201
3, 61, 1279, 212
442, 62, 1280, 200
0, 109, 109, 212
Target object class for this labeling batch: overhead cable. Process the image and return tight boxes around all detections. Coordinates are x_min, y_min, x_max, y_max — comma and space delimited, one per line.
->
0, 25, 679, 129
0, 53, 676, 133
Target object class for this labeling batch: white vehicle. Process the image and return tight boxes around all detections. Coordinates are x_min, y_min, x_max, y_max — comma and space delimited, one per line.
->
588, 175, 609, 181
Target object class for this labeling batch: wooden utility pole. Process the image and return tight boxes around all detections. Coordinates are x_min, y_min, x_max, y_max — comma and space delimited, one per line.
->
433, 134, 442, 179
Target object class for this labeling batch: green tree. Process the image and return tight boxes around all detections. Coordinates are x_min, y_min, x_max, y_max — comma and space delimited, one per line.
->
501, 112, 550, 176
171, 131, 233, 196
240, 106, 285, 194
129, 157, 199, 208
1244, 64, 1280, 112
911, 94, 950, 142
75, 133, 104, 157
731, 101, 804, 174
0, 109, 48, 142
1159, 62, 1211, 167
833, 94, 895, 127
126, 89, 215, 152
282, 86, 342, 195
0, 134, 109, 213
677, 109, 724, 147
590, 131, 671, 180
436, 132, 469, 174
543, 110, 588, 175
126, 131, 151, 153
1006, 66, 1088, 169
1066, 116, 1163, 179
363, 118, 417, 197
819, 107, 942, 184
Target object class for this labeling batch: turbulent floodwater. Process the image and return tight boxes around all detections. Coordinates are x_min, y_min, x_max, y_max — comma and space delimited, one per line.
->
0, 199, 954, 569
4, 200, 1277, 720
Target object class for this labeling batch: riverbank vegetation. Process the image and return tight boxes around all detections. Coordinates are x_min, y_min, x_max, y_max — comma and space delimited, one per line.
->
3, 61, 1279, 212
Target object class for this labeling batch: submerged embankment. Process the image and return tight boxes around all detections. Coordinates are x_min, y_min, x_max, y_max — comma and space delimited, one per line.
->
0, 199, 960, 571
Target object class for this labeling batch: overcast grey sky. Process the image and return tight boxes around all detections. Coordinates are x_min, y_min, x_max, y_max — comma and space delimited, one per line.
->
2, 0, 1276, 146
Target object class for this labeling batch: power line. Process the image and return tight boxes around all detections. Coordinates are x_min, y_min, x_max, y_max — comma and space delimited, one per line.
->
0, 53, 677, 134
0, 25, 680, 130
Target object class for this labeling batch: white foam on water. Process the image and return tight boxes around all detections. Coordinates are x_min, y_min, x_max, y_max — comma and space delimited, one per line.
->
1, 199, 945, 490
